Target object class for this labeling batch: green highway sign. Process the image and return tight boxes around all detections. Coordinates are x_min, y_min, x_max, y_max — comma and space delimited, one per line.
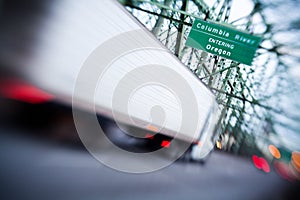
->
186, 19, 262, 65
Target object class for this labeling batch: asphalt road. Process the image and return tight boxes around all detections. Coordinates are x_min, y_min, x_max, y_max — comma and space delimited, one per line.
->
0, 125, 299, 200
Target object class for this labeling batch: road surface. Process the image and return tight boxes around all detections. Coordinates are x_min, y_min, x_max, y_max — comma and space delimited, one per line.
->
0, 118, 299, 200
